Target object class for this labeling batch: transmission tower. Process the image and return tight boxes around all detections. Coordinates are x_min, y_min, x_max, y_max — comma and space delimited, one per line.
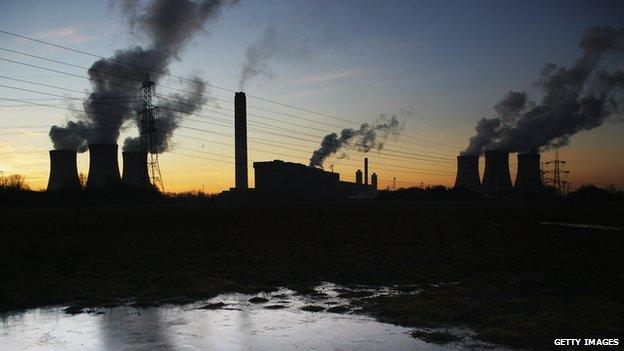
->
543, 150, 569, 196
138, 74, 164, 192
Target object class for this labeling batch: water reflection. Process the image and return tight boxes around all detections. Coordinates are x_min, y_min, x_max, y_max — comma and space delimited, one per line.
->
98, 308, 174, 351
0, 283, 507, 351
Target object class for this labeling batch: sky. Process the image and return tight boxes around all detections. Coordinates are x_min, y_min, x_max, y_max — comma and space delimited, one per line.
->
0, 0, 622, 192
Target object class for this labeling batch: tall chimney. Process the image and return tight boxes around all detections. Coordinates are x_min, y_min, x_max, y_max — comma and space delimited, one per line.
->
122, 151, 150, 189
371, 172, 378, 191
235, 92, 248, 190
481, 150, 513, 198
364, 157, 369, 185
515, 153, 543, 196
86, 143, 121, 190
47, 150, 81, 191
454, 155, 481, 193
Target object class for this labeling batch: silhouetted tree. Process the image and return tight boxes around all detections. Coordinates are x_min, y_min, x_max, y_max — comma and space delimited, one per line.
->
0, 174, 29, 191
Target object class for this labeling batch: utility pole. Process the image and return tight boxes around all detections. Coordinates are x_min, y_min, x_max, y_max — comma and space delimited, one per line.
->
138, 74, 164, 192
543, 150, 569, 196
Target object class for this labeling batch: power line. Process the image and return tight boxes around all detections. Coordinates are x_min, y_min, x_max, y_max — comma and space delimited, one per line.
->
0, 29, 462, 150
0, 80, 456, 164
0, 54, 457, 158
1, 93, 457, 174
0, 97, 455, 176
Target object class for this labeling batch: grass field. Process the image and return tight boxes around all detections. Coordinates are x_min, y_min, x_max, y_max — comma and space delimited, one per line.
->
1, 199, 622, 349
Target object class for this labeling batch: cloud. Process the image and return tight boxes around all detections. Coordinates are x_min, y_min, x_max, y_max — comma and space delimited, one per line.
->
292, 69, 360, 84
35, 26, 96, 44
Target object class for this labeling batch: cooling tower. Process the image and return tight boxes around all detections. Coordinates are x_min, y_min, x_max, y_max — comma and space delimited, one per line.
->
454, 155, 481, 193
481, 150, 513, 198
47, 150, 81, 191
86, 143, 121, 190
122, 151, 150, 189
514, 153, 543, 195
235, 92, 248, 189
355, 169, 363, 184
371, 172, 378, 191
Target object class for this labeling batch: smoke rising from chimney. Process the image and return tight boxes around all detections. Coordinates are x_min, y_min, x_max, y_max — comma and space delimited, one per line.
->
462, 26, 624, 155
309, 114, 403, 168
49, 0, 236, 151
238, 26, 311, 90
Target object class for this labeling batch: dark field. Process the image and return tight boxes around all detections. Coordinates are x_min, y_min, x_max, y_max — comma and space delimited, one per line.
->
1, 200, 623, 349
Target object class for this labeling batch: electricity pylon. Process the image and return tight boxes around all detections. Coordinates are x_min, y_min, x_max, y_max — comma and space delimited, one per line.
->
138, 74, 164, 192
544, 150, 569, 196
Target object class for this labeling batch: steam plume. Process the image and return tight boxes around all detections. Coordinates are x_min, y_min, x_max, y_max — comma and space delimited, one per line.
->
309, 114, 403, 168
462, 26, 624, 155
49, 0, 236, 151
238, 26, 310, 90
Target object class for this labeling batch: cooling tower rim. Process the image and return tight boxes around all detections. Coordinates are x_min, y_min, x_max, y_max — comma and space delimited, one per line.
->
457, 154, 479, 160
49, 149, 78, 154
484, 149, 510, 156
88, 143, 119, 147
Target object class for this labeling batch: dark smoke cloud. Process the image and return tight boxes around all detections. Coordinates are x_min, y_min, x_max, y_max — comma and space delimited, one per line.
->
49, 0, 235, 151
124, 75, 208, 152
462, 26, 624, 155
309, 114, 403, 168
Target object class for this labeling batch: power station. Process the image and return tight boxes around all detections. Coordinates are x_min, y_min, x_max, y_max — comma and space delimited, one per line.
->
47, 88, 558, 200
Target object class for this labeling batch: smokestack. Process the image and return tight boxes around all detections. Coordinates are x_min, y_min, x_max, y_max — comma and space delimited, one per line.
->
364, 158, 369, 185
371, 172, 378, 191
515, 153, 543, 195
86, 144, 121, 190
454, 155, 481, 193
47, 150, 81, 191
481, 150, 513, 198
235, 92, 248, 190
355, 169, 363, 184
122, 151, 150, 189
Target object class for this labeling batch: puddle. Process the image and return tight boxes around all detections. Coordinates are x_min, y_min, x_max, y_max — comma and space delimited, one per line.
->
539, 222, 622, 231
0, 283, 508, 351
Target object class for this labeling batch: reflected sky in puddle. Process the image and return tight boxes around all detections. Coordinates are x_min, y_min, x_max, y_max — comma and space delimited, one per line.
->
539, 222, 622, 231
1, 283, 502, 351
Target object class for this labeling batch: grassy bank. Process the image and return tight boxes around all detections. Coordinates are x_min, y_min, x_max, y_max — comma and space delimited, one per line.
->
1, 200, 622, 349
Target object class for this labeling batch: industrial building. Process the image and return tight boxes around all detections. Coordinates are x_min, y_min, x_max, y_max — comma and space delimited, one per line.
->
253, 158, 377, 199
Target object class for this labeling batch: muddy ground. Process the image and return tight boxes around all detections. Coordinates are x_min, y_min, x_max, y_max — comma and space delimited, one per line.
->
1, 199, 622, 349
